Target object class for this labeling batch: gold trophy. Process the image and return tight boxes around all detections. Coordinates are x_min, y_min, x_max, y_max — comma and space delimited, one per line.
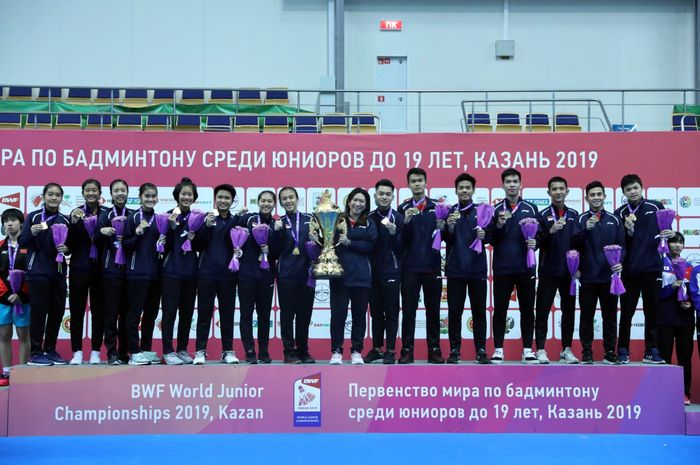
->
311, 190, 344, 278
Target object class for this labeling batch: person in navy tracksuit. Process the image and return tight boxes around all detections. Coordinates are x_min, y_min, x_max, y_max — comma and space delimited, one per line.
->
577, 181, 625, 364
21, 183, 71, 366
97, 179, 133, 365
274, 186, 315, 364
68, 178, 108, 365
488, 168, 539, 364
122, 183, 162, 366
444, 173, 491, 365
238, 190, 277, 364
615, 174, 674, 364
193, 184, 240, 365
363, 179, 403, 365
657, 233, 694, 405
326, 188, 377, 365
398, 167, 444, 364
534, 176, 581, 364
160, 177, 199, 365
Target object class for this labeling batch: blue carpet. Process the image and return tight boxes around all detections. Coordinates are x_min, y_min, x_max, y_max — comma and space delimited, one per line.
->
2, 433, 699, 464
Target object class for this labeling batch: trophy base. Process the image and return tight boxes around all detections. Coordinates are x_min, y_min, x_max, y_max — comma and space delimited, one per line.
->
313, 257, 344, 279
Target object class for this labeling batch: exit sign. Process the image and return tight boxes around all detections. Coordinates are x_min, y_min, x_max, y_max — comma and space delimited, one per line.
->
380, 20, 402, 31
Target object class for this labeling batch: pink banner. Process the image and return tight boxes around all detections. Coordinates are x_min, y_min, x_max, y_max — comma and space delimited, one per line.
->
0, 388, 6, 437
7, 364, 685, 436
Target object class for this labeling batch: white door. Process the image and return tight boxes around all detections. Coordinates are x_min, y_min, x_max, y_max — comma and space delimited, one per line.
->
376, 56, 407, 132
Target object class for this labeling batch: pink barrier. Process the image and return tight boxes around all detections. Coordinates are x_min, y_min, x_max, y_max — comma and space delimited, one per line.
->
7, 364, 685, 436
0, 388, 7, 437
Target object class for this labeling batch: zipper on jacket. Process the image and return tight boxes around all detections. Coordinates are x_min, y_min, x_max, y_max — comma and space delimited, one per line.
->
28, 252, 35, 270
163, 252, 171, 267
104, 250, 111, 269
130, 252, 136, 270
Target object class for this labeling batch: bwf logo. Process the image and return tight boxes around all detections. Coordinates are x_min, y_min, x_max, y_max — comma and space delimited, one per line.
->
0, 193, 20, 208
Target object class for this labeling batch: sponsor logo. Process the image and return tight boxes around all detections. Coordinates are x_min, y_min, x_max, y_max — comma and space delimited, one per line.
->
466, 316, 474, 333
679, 196, 692, 208
682, 229, 700, 236
314, 282, 329, 302
504, 316, 515, 334
293, 373, 321, 427
0, 192, 21, 208
61, 315, 72, 333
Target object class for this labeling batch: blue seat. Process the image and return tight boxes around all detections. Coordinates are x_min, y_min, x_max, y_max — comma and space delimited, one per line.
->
67, 88, 91, 102
7, 87, 32, 100
37, 88, 62, 100
237, 88, 262, 105
123, 89, 148, 105
204, 115, 232, 132
152, 89, 175, 104
0, 113, 22, 128
145, 115, 169, 131
86, 114, 112, 129
95, 88, 118, 103
26, 113, 53, 128
233, 114, 259, 132
265, 88, 289, 104
263, 115, 289, 133
525, 113, 551, 132
555, 114, 582, 132
174, 115, 200, 131
116, 114, 142, 130
293, 114, 318, 133
672, 113, 698, 131
181, 89, 205, 104
55, 114, 82, 129
466, 113, 491, 132
350, 113, 378, 133
209, 89, 234, 104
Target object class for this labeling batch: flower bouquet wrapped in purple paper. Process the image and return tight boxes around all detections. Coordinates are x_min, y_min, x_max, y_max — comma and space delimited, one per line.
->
603, 244, 625, 295
8, 269, 25, 315
671, 257, 689, 302
566, 250, 580, 296
181, 210, 206, 252
305, 240, 322, 288
228, 226, 249, 272
50, 223, 68, 264
83, 215, 98, 260
656, 209, 676, 253
111, 216, 127, 265
519, 218, 538, 268
469, 203, 495, 254
155, 213, 170, 253
432, 200, 451, 250
252, 223, 271, 270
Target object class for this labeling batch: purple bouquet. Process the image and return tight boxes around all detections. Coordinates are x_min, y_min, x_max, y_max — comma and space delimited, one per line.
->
566, 250, 580, 296
469, 204, 495, 254
432, 201, 451, 251
155, 213, 170, 253
228, 226, 250, 272
305, 240, 322, 288
671, 257, 689, 302
111, 216, 127, 265
603, 244, 626, 295
181, 210, 207, 252
252, 223, 271, 270
83, 215, 98, 260
519, 218, 538, 268
8, 269, 24, 315
656, 209, 676, 254
50, 223, 68, 264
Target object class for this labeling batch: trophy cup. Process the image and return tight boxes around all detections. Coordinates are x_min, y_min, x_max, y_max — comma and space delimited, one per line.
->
311, 190, 344, 278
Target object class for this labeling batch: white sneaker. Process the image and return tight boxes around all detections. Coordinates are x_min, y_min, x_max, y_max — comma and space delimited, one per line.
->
559, 347, 579, 364
164, 352, 184, 365
143, 351, 161, 364
70, 350, 83, 365
222, 351, 239, 364
330, 352, 343, 365
128, 352, 151, 366
351, 352, 364, 365
522, 349, 538, 364
193, 350, 206, 365
536, 349, 550, 364
89, 350, 102, 365
176, 350, 194, 364
491, 348, 504, 364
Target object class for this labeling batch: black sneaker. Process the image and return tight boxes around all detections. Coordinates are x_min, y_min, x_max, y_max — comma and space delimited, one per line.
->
383, 350, 396, 364
603, 351, 620, 365
476, 349, 492, 365
398, 349, 414, 364
107, 355, 123, 365
581, 352, 594, 364
284, 353, 302, 364
446, 350, 460, 364
44, 350, 68, 365
643, 348, 665, 364
363, 348, 383, 364
298, 352, 316, 364
428, 348, 445, 364
258, 352, 272, 364
245, 351, 257, 364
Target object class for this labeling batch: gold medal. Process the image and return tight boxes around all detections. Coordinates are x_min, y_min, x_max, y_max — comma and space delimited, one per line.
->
74, 209, 85, 219
591, 215, 599, 223
140, 219, 149, 228
503, 211, 512, 220
628, 214, 637, 222
293, 247, 300, 255
41, 222, 48, 230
